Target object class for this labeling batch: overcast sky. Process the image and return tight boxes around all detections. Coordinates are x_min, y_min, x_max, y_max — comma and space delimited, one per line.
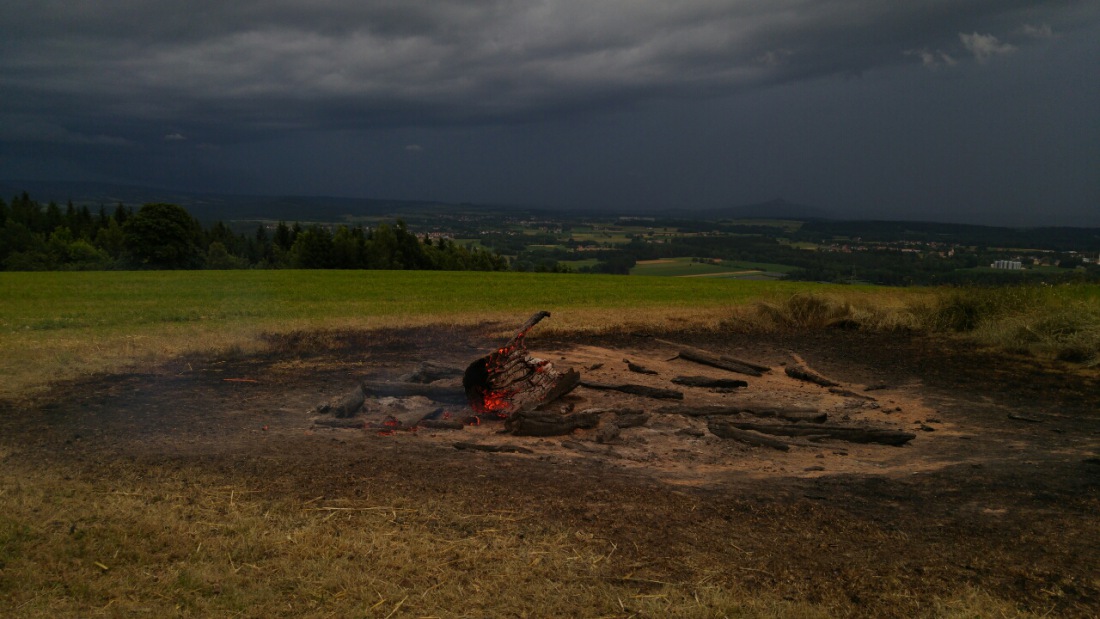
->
2, 1, 1097, 225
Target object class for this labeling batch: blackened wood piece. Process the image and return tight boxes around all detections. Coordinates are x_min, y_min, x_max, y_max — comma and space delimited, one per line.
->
505, 410, 600, 437
657, 405, 827, 423
720, 421, 916, 446
419, 419, 465, 430
625, 360, 659, 375
312, 417, 366, 429
579, 381, 684, 400
672, 376, 748, 390
675, 349, 763, 377
708, 421, 790, 451
785, 366, 839, 387
829, 387, 876, 400
453, 442, 534, 454
651, 338, 771, 373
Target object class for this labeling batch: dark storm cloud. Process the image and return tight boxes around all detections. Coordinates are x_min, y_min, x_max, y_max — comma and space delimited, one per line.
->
1, 0, 1089, 138
1, 1, 1097, 225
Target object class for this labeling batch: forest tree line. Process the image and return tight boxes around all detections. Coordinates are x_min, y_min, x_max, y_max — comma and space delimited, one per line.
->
0, 193, 508, 272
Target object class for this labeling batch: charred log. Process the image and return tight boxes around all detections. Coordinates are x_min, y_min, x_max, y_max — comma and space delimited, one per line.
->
716, 420, 916, 446
419, 419, 465, 430
674, 348, 764, 377
505, 410, 600, 437
625, 359, 659, 375
312, 417, 366, 429
453, 442, 534, 454
671, 376, 748, 390
784, 366, 839, 387
579, 381, 684, 400
708, 421, 791, 451
657, 405, 827, 423
829, 387, 877, 401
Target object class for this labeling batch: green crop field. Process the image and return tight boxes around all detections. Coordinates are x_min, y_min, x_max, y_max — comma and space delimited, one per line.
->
631, 257, 797, 278
0, 270, 839, 397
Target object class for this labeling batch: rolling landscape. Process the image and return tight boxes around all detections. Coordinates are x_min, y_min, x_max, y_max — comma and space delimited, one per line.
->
3, 1, 1099, 617
2, 183, 1099, 617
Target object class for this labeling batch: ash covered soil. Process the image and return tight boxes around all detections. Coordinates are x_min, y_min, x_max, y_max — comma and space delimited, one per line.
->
3, 324, 1099, 616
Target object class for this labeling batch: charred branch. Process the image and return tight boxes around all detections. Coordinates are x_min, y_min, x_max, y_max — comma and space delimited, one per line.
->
579, 381, 684, 400
674, 349, 764, 377
671, 376, 748, 390
312, 417, 366, 429
505, 410, 601, 437
716, 420, 916, 446
453, 441, 534, 454
657, 405, 827, 423
419, 419, 466, 430
708, 421, 791, 451
785, 366, 839, 387
625, 359, 659, 375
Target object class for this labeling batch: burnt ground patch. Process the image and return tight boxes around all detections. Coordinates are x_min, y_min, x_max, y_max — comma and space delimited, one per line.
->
1, 326, 1098, 617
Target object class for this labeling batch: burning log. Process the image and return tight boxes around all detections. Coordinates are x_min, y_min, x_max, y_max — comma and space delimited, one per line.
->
462, 311, 580, 416
671, 376, 749, 390
579, 381, 684, 400
784, 366, 839, 387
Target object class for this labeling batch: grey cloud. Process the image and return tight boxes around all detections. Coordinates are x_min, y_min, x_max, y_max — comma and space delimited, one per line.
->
1, 0, 1087, 139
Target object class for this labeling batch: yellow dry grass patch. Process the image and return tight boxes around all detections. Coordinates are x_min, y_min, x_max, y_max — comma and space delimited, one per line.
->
0, 457, 846, 618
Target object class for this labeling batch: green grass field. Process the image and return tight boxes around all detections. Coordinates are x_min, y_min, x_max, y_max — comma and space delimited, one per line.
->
631, 257, 797, 278
3, 271, 1097, 398
0, 270, 835, 397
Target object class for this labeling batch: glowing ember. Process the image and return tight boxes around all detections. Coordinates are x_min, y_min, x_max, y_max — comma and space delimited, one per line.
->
462, 311, 579, 417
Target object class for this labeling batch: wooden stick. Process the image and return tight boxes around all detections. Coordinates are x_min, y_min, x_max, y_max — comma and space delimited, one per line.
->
708, 422, 791, 451
579, 381, 684, 400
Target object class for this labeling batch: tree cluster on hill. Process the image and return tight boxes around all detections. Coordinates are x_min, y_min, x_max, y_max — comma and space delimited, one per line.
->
0, 193, 508, 272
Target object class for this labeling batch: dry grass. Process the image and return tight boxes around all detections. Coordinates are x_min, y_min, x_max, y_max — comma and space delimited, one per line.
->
0, 453, 1047, 619
0, 456, 854, 618
732, 286, 1100, 366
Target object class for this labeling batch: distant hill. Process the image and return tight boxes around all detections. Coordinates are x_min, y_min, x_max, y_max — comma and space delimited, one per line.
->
695, 198, 832, 221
